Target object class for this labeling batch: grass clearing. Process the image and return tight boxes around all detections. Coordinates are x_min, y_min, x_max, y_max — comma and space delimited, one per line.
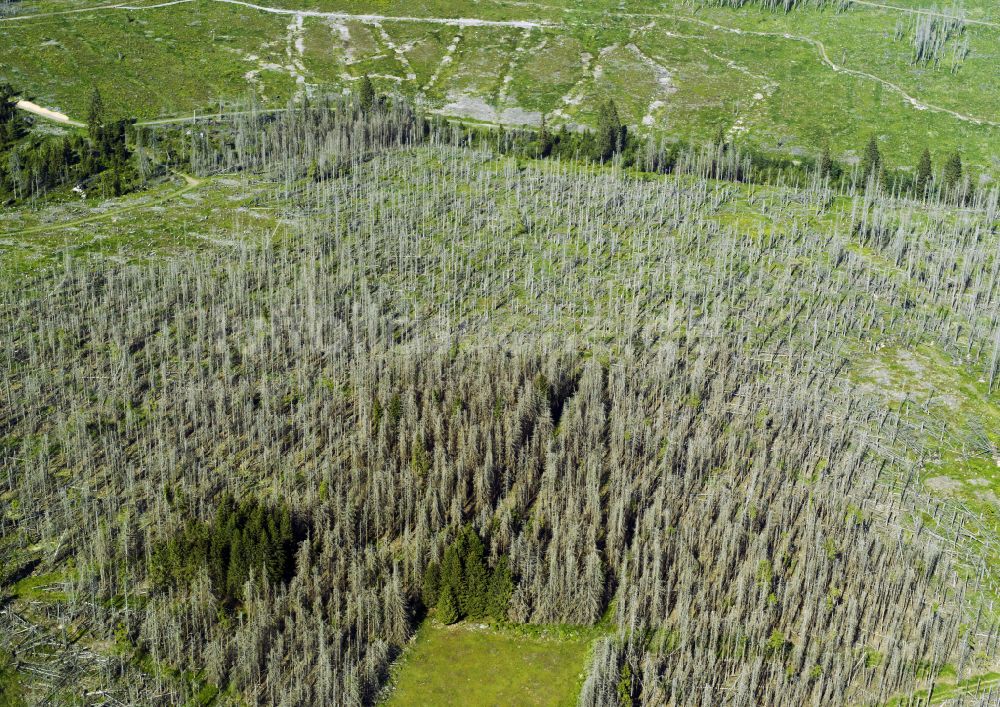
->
384, 620, 598, 706
888, 668, 1000, 705
0, 173, 285, 274
0, 649, 24, 707
2, 0, 996, 168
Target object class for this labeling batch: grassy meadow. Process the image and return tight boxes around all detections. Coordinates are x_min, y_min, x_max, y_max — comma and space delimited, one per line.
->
1, 0, 997, 169
385, 620, 598, 706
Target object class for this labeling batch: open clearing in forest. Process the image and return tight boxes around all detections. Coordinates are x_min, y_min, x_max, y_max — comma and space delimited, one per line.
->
384, 620, 597, 706
0, 171, 280, 274
1, 0, 997, 167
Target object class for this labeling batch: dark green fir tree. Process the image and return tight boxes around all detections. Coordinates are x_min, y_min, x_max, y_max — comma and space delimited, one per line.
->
437, 584, 461, 625
915, 147, 932, 196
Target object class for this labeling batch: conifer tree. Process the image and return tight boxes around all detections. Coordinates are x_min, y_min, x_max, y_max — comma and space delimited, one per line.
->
860, 134, 881, 186
714, 124, 727, 150
87, 87, 104, 144
0, 83, 18, 133
278, 507, 293, 578
0, 83, 20, 145
538, 114, 552, 158
487, 556, 514, 621
596, 99, 624, 161
441, 543, 464, 613
462, 546, 489, 619
226, 528, 247, 601
617, 664, 634, 707
943, 150, 962, 191
437, 584, 460, 625
915, 147, 932, 196
447, 526, 485, 617
422, 562, 441, 608
358, 75, 375, 113
819, 143, 833, 178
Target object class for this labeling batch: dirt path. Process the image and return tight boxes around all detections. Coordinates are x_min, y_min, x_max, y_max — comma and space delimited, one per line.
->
0, 171, 205, 240
212, 0, 552, 28
0, 2, 125, 22
14, 100, 85, 127
505, 0, 1000, 128
0, 0, 552, 27
137, 107, 289, 125
807, 35, 1000, 127
177, 171, 202, 186
0, 1, 194, 22
6, 0, 997, 130
844, 0, 1000, 30
16, 102, 293, 128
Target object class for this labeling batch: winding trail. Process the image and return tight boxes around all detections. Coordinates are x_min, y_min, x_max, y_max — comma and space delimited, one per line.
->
5, 0, 997, 129
0, 0, 553, 27
0, 2, 128, 22
805, 35, 999, 127
0, 171, 205, 240
505, 0, 999, 128
210, 0, 552, 28
0, 1, 195, 22
142, 107, 287, 125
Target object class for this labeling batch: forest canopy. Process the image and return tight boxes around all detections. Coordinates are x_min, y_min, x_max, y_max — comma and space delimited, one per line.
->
0, 91, 997, 705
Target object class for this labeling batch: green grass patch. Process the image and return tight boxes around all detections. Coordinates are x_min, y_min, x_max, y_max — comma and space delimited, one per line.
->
12, 571, 68, 602
0, 173, 285, 275
384, 619, 599, 706
3, 0, 996, 167
888, 669, 1000, 705
0, 649, 24, 707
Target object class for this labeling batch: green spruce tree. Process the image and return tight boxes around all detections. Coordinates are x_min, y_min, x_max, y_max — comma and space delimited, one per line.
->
358, 75, 375, 112
441, 543, 464, 616
617, 664, 634, 707
226, 528, 248, 602
860, 134, 881, 186
487, 555, 514, 621
462, 546, 489, 619
537, 113, 552, 158
819, 143, 833, 178
714, 124, 727, 150
422, 562, 441, 608
0, 83, 16, 126
596, 99, 624, 161
87, 87, 104, 144
437, 584, 461, 624
943, 150, 962, 192
915, 147, 932, 197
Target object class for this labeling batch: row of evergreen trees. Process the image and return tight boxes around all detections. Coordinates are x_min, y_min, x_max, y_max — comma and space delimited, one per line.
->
533, 99, 628, 164
568, 98, 969, 200
0, 86, 139, 204
421, 526, 515, 624
175, 78, 975, 206
849, 134, 966, 200
149, 495, 297, 610
476, 93, 971, 200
